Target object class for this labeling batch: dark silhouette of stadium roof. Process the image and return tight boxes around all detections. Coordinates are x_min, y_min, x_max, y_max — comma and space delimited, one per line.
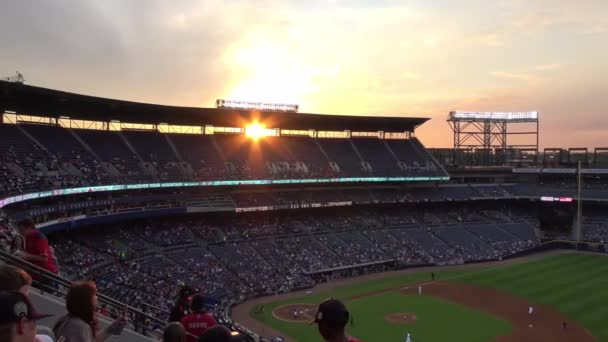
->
0, 81, 428, 132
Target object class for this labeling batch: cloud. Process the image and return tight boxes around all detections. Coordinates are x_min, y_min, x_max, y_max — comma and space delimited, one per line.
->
534, 63, 562, 71
584, 22, 608, 34
401, 72, 421, 80
469, 32, 505, 47
489, 71, 543, 82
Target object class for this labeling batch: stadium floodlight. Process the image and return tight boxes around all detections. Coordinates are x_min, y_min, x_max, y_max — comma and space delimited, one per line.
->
216, 99, 299, 112
449, 111, 538, 121
447, 110, 540, 155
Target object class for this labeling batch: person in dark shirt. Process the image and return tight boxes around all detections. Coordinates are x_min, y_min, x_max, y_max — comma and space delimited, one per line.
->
163, 322, 186, 342
170, 286, 195, 322
0, 291, 52, 342
197, 326, 236, 342
312, 299, 362, 342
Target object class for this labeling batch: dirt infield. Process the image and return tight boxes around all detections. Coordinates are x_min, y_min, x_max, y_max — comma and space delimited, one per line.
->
273, 304, 317, 323
231, 251, 594, 342
401, 281, 594, 342
385, 312, 418, 324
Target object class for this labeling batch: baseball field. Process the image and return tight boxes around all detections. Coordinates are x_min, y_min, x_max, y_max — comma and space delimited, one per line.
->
234, 252, 608, 341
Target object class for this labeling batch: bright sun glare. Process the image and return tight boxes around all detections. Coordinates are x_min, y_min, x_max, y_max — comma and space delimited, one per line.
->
245, 122, 266, 140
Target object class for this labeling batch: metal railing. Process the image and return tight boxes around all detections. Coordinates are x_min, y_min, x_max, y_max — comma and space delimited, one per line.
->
0, 249, 165, 339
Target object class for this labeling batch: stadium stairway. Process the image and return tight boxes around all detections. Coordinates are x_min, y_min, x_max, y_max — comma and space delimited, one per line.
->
117, 130, 157, 179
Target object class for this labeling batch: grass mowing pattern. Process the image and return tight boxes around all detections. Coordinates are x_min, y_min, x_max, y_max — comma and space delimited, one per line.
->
251, 253, 608, 341
347, 293, 510, 342
455, 254, 608, 340
251, 270, 509, 341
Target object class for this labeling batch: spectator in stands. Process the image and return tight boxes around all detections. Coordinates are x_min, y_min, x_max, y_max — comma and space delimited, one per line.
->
15, 219, 58, 278
163, 322, 186, 342
0, 266, 56, 342
313, 299, 361, 342
181, 294, 218, 342
0, 265, 32, 295
197, 325, 233, 342
170, 286, 195, 323
0, 291, 52, 342
54, 281, 127, 342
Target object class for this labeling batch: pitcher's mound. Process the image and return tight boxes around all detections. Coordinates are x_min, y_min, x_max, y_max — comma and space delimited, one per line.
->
273, 304, 318, 323
385, 312, 418, 324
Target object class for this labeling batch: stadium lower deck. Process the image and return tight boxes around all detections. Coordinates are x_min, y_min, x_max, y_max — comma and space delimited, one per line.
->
46, 205, 541, 320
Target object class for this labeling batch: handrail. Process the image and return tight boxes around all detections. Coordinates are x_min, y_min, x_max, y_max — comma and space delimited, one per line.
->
0, 249, 165, 338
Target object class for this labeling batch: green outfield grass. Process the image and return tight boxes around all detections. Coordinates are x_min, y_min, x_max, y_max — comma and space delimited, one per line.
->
250, 253, 608, 341
455, 253, 608, 341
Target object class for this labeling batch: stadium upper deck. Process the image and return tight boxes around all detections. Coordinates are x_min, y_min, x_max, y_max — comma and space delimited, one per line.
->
0, 81, 447, 205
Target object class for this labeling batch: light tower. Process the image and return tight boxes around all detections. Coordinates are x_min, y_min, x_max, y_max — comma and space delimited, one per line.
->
447, 111, 539, 165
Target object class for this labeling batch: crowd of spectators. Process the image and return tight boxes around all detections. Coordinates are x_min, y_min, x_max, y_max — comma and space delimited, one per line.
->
9, 203, 608, 341
14, 207, 538, 324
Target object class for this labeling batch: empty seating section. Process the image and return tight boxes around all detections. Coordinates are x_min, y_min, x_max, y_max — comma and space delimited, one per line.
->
337, 189, 372, 203
363, 229, 426, 264
410, 138, 440, 167
317, 138, 364, 176
499, 223, 537, 241
168, 134, 224, 179
0, 124, 56, 193
75, 129, 142, 180
214, 134, 265, 179
352, 138, 397, 175
22, 124, 107, 183
432, 226, 493, 260
121, 131, 180, 180
473, 185, 513, 197
386, 139, 437, 174
335, 231, 389, 262
391, 228, 458, 263
280, 136, 333, 178
463, 223, 535, 254
260, 137, 313, 179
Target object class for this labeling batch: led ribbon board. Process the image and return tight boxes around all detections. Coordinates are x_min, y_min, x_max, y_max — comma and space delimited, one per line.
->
0, 176, 449, 209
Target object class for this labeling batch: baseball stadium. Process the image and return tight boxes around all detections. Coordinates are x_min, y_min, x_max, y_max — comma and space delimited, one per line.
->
0, 78, 607, 342
3, 4, 608, 342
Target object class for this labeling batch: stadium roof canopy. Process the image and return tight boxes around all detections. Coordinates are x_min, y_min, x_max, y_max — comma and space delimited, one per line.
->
0, 82, 428, 132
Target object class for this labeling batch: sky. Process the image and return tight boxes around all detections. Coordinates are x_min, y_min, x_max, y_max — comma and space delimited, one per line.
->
0, 0, 607, 148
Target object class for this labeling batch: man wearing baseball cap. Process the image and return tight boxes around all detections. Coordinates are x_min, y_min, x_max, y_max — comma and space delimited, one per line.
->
312, 299, 362, 342
0, 291, 52, 342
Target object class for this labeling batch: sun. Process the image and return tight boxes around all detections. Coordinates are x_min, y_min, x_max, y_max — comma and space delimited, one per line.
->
245, 122, 266, 140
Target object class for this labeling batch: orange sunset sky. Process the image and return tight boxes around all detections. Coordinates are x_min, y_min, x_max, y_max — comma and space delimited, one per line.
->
1, 0, 607, 148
